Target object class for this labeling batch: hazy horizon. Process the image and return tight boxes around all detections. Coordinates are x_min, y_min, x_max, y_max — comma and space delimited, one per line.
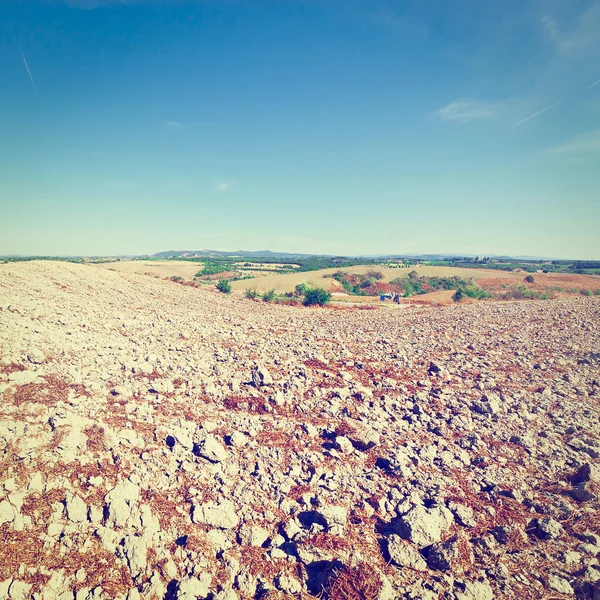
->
1, 247, 595, 261
2, 0, 599, 258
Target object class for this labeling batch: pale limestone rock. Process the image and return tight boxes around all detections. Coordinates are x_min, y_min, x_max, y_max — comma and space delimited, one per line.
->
192, 500, 239, 529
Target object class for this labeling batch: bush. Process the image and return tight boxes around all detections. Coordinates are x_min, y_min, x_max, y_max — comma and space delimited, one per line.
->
453, 288, 465, 302
196, 262, 230, 277
169, 276, 184, 282
245, 287, 258, 299
262, 289, 276, 302
303, 287, 331, 306
294, 283, 309, 296
524, 275, 535, 283
454, 285, 489, 302
580, 289, 592, 296
216, 279, 231, 294
366, 271, 383, 280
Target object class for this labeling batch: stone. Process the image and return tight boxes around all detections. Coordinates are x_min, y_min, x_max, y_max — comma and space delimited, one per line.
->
471, 394, 501, 415
28, 472, 44, 492
318, 504, 348, 533
395, 505, 454, 548
448, 502, 476, 528
571, 482, 596, 503
7, 581, 32, 600
105, 480, 140, 527
387, 535, 427, 570
197, 435, 227, 463
426, 535, 473, 574
177, 575, 211, 599
547, 574, 574, 596
454, 579, 494, 600
334, 435, 353, 454
123, 535, 148, 578
228, 431, 248, 447
0, 501, 15, 526
532, 517, 563, 540
572, 463, 600, 484
27, 348, 46, 364
192, 500, 239, 529
252, 364, 273, 386
275, 572, 303, 594
66, 494, 88, 523
239, 524, 270, 547
428, 361, 442, 374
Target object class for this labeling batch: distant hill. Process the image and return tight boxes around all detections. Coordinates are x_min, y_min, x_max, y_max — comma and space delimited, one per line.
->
152, 249, 318, 259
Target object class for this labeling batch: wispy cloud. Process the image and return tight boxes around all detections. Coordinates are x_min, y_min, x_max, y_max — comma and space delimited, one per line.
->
514, 100, 563, 127
20, 48, 38, 94
542, 2, 600, 57
215, 183, 229, 191
583, 79, 600, 92
545, 129, 600, 156
165, 120, 183, 128
435, 100, 502, 124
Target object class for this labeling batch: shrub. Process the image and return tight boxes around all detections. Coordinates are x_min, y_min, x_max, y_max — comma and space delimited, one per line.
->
303, 287, 332, 306
524, 275, 535, 283
453, 288, 465, 302
294, 283, 309, 296
262, 289, 276, 302
454, 285, 489, 301
245, 287, 258, 299
580, 289, 592, 296
196, 262, 230, 277
216, 279, 231, 294
169, 275, 184, 282
463, 285, 490, 299
366, 271, 383, 280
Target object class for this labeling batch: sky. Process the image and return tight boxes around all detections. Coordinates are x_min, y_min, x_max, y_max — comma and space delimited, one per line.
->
1, 0, 599, 258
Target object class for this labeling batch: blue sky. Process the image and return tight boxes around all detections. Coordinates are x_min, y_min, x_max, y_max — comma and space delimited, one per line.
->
1, 0, 599, 258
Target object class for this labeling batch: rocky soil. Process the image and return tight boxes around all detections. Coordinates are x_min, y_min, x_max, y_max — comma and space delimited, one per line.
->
0, 261, 599, 600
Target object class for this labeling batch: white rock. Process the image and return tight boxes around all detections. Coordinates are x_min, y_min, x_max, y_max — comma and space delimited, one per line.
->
27, 348, 46, 364
66, 494, 88, 523
396, 505, 454, 548
0, 501, 14, 526
334, 435, 353, 454
105, 479, 140, 527
239, 524, 270, 547
123, 535, 148, 578
197, 435, 227, 463
192, 500, 239, 529
177, 574, 211, 599
387, 535, 427, 569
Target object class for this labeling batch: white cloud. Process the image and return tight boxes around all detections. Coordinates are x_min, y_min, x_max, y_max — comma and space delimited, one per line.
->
166, 120, 183, 128
546, 129, 600, 155
542, 2, 600, 56
215, 183, 229, 191
435, 100, 501, 124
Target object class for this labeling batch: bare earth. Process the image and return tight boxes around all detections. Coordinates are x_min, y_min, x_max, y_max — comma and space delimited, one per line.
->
1, 261, 599, 600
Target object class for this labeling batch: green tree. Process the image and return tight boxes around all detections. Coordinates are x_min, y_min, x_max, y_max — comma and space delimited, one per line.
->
216, 279, 232, 294
303, 287, 332, 306
262, 289, 276, 302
